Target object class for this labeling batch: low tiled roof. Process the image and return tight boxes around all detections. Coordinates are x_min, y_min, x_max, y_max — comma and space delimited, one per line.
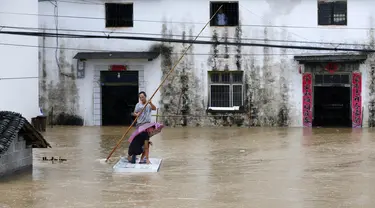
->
0, 111, 51, 156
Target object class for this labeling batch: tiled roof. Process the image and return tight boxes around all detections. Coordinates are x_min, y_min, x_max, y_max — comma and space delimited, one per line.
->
0, 111, 51, 156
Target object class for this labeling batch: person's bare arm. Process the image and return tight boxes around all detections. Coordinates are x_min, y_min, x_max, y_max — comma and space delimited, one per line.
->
149, 101, 157, 111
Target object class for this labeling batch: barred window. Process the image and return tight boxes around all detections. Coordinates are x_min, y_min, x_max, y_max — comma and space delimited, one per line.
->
209, 71, 244, 107
105, 3, 133, 27
210, 1, 239, 27
315, 74, 350, 85
318, 0, 347, 26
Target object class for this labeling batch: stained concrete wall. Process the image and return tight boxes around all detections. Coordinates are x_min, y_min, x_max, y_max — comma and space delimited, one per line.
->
38, 0, 375, 127
0, 0, 40, 121
0, 136, 33, 177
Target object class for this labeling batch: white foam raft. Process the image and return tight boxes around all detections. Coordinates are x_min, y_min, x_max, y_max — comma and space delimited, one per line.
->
113, 157, 162, 173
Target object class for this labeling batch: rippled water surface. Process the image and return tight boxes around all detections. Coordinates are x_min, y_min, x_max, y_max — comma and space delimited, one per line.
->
1, 126, 375, 208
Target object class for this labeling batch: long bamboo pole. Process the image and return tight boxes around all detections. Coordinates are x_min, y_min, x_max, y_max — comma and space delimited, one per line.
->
105, 5, 224, 162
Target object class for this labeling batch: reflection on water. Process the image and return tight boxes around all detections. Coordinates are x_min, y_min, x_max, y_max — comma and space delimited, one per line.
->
1, 126, 375, 207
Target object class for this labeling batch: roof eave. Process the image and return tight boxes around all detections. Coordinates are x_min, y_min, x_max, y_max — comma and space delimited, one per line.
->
294, 54, 368, 64
73, 52, 161, 61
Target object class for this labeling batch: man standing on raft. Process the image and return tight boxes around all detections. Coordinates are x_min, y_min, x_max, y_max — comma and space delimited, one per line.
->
133, 91, 157, 127
128, 91, 157, 164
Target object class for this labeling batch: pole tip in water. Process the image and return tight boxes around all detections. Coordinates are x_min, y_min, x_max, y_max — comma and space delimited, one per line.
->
96, 158, 109, 164
97, 158, 117, 164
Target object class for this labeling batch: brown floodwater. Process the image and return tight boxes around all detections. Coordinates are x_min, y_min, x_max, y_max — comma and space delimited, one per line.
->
1, 126, 375, 207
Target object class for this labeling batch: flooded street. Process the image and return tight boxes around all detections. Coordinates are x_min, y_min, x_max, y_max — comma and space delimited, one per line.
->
1, 127, 375, 207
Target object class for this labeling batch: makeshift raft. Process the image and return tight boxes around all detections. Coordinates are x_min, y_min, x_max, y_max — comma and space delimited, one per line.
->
113, 157, 162, 173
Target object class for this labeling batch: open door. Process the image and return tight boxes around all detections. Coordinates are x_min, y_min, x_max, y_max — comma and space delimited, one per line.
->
100, 71, 139, 126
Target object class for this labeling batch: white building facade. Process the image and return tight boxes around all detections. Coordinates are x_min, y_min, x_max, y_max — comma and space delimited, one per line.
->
0, 0, 40, 121
38, 0, 375, 127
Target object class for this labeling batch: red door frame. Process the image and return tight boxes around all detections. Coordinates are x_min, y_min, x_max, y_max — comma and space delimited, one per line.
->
302, 73, 313, 127
302, 72, 362, 128
351, 72, 362, 128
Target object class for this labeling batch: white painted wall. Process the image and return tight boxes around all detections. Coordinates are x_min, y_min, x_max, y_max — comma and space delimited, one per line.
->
79, 58, 161, 126
37, 0, 375, 126
0, 0, 39, 121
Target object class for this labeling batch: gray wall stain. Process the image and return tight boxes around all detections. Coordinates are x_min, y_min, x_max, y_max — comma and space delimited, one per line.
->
156, 22, 178, 126
277, 29, 290, 126
367, 18, 375, 126
40, 40, 81, 125
235, 23, 242, 71
156, 23, 206, 127
208, 30, 219, 71
259, 27, 278, 126
39, 29, 48, 113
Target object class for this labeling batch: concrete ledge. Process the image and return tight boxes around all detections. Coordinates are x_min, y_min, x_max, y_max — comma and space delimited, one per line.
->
0, 164, 32, 179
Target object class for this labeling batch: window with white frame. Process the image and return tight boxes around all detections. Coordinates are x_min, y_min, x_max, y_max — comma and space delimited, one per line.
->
208, 71, 244, 108
318, 0, 347, 26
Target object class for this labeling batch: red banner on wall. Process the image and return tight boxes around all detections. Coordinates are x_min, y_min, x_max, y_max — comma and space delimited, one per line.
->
302, 73, 313, 127
110, 65, 127, 71
352, 72, 362, 128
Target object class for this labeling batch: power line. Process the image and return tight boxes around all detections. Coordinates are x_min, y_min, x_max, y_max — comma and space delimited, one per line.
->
0, 25, 371, 47
0, 41, 341, 56
1, 10, 374, 31
0, 76, 39, 80
0, 30, 373, 52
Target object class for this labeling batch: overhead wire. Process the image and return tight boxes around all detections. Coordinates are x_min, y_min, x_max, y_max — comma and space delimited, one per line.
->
0, 30, 373, 53
0, 41, 357, 57
0, 25, 370, 47
0, 76, 39, 81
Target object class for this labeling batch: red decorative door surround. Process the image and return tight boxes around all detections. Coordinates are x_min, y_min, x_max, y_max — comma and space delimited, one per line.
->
351, 72, 362, 128
302, 73, 313, 127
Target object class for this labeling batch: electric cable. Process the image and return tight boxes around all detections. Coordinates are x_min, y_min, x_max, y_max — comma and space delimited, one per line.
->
0, 30, 373, 53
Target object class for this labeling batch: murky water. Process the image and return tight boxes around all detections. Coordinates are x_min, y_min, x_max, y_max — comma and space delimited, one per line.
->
1, 127, 375, 207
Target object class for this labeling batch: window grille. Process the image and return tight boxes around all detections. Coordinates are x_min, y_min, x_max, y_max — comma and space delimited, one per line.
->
318, 0, 347, 26
105, 3, 133, 27
209, 71, 244, 107
210, 1, 239, 27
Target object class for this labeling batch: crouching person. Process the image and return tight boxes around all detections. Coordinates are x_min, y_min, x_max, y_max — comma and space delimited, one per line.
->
127, 127, 154, 164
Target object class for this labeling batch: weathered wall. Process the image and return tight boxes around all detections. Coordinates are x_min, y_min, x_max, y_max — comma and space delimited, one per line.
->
0, 0, 39, 121
0, 136, 33, 177
38, 0, 375, 127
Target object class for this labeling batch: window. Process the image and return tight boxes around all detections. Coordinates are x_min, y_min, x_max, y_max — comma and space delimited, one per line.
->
210, 1, 239, 27
105, 3, 133, 27
318, 0, 347, 26
315, 74, 350, 85
209, 71, 243, 107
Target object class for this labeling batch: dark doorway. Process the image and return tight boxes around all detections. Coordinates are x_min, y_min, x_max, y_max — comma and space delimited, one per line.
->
101, 71, 139, 126
313, 86, 351, 127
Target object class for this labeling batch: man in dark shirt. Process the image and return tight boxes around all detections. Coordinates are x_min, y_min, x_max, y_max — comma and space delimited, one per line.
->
127, 129, 153, 164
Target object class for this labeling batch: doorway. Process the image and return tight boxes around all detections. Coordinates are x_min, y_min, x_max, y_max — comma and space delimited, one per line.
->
313, 86, 351, 127
101, 71, 139, 126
